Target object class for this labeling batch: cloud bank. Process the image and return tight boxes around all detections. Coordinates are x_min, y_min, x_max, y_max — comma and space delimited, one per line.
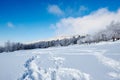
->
52, 8, 120, 36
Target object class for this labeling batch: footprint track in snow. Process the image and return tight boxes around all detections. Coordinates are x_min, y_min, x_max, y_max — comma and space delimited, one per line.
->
19, 54, 91, 80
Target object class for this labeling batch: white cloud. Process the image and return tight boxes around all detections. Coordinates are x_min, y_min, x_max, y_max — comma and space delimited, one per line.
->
48, 5, 64, 16
51, 8, 120, 36
108, 72, 120, 79
7, 22, 14, 28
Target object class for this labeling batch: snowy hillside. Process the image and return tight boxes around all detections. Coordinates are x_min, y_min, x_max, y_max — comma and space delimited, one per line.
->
0, 40, 120, 80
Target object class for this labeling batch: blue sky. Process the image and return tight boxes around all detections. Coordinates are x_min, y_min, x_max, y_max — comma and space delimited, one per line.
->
0, 0, 120, 44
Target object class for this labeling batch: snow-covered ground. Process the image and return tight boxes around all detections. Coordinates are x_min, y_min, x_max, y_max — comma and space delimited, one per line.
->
0, 40, 120, 80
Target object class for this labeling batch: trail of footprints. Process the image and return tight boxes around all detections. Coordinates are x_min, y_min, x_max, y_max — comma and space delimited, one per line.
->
19, 54, 91, 80
19, 49, 120, 80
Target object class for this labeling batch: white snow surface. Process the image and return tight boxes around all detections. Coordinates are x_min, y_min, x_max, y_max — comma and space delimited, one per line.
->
0, 40, 120, 80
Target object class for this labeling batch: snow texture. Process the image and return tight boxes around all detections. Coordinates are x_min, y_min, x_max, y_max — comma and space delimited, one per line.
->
19, 54, 91, 80
0, 40, 120, 80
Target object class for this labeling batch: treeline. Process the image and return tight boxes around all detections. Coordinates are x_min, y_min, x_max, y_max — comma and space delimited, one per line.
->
0, 35, 85, 53
0, 21, 120, 53
77, 21, 120, 44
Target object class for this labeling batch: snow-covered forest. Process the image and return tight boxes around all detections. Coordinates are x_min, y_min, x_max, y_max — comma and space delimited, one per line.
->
0, 21, 120, 53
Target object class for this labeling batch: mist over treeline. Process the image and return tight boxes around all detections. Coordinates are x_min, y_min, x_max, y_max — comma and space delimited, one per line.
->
0, 21, 120, 53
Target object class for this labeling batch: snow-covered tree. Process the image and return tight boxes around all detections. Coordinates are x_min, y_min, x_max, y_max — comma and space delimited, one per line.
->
0, 46, 4, 53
